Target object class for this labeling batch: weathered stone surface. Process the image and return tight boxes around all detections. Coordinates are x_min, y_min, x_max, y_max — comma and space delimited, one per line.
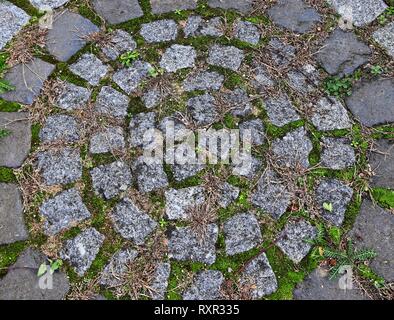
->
187, 93, 218, 126
30, 0, 69, 9
0, 183, 28, 245
240, 253, 278, 299
218, 182, 239, 208
150, 0, 197, 14
112, 61, 152, 94
271, 127, 313, 169
39, 188, 91, 235
111, 198, 157, 244
0, 58, 55, 105
316, 29, 371, 77
95, 86, 129, 118
268, 38, 296, 67
251, 170, 292, 219
208, 0, 253, 13
369, 139, 394, 189
55, 82, 91, 111
183, 270, 224, 300
183, 71, 224, 92
268, 0, 321, 34
60, 228, 105, 276
234, 20, 260, 45
46, 11, 99, 62
222, 88, 252, 117
287, 69, 316, 94
168, 224, 218, 265
171, 164, 206, 182
294, 267, 369, 300
160, 45, 196, 72
276, 219, 317, 263
224, 212, 262, 255
102, 29, 137, 60
373, 22, 394, 57
142, 87, 165, 109
89, 126, 125, 154
321, 137, 355, 170
69, 54, 109, 86
129, 112, 156, 147
0, 1, 30, 51
349, 200, 394, 282
264, 94, 300, 127
231, 154, 262, 179
184, 16, 223, 38
207, 44, 244, 71
92, 0, 143, 24
311, 97, 352, 131
91, 161, 132, 200
165, 186, 205, 220
40, 115, 79, 143
133, 156, 168, 193
345, 78, 394, 127
315, 179, 353, 226
0, 248, 70, 300
140, 19, 178, 43
37, 148, 82, 186
328, 0, 387, 27
0, 112, 31, 168
149, 262, 171, 300
250, 64, 276, 92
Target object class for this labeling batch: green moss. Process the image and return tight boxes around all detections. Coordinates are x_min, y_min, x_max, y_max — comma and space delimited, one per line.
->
0, 241, 27, 276
357, 264, 385, 289
0, 167, 17, 183
0, 99, 21, 112
9, 0, 40, 16
371, 187, 394, 209
265, 120, 305, 139
31, 123, 41, 150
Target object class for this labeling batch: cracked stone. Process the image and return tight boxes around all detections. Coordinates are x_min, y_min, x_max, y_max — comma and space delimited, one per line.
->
183, 71, 224, 92
95, 86, 129, 118
222, 88, 252, 117
208, 0, 253, 13
264, 94, 300, 127
69, 54, 109, 86
129, 112, 156, 147
160, 44, 196, 72
369, 139, 394, 189
39, 188, 91, 235
311, 97, 352, 131
55, 82, 91, 111
184, 16, 224, 38
207, 44, 244, 71
218, 182, 239, 208
149, 262, 171, 300
112, 60, 153, 94
321, 137, 356, 170
102, 29, 137, 60
234, 20, 260, 45
92, 0, 143, 24
373, 22, 394, 57
133, 156, 169, 193
40, 115, 79, 143
187, 93, 218, 126
150, 0, 197, 14
165, 186, 205, 220
183, 270, 224, 300
268, 38, 296, 67
140, 19, 178, 43
89, 126, 125, 154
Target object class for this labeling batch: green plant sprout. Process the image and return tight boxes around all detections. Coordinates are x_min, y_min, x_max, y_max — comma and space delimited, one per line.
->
120, 50, 140, 67
37, 259, 63, 277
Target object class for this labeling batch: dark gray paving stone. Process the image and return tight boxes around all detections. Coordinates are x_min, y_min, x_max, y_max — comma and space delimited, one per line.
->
165, 186, 205, 220
264, 94, 300, 127
140, 19, 178, 43
311, 97, 352, 131
183, 270, 224, 300
150, 0, 197, 14
149, 262, 171, 300
328, 0, 387, 27
207, 44, 244, 71
250, 64, 276, 92
268, 0, 321, 34
369, 139, 394, 189
91, 161, 132, 200
208, 0, 253, 13
37, 148, 82, 186
69, 54, 109, 86
373, 22, 394, 57
0, 1, 30, 51
168, 224, 218, 265
268, 38, 296, 67
89, 126, 125, 154
39, 188, 91, 235
316, 29, 371, 77
184, 16, 224, 38
287, 69, 316, 94
0, 183, 28, 245
276, 219, 317, 263
187, 93, 218, 126
224, 212, 262, 256
0, 58, 55, 105
345, 78, 394, 127
133, 156, 169, 193
46, 11, 99, 62
321, 137, 356, 170
92, 0, 143, 24
110, 198, 157, 244
271, 127, 313, 169
95, 86, 129, 118
183, 71, 224, 92
55, 82, 91, 111
315, 179, 353, 226
0, 248, 70, 300
234, 20, 260, 45
160, 44, 196, 72
159, 115, 187, 140
294, 267, 369, 300
129, 112, 156, 147
30, 0, 69, 9
231, 154, 262, 179
112, 61, 153, 94
60, 228, 105, 276
171, 163, 206, 182
0, 112, 31, 168
40, 115, 79, 143
102, 29, 137, 60
222, 88, 252, 117
240, 253, 278, 299
251, 170, 293, 219
218, 182, 239, 208
349, 200, 394, 282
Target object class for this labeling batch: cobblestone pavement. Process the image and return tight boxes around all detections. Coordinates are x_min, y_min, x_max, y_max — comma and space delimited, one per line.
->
0, 0, 393, 300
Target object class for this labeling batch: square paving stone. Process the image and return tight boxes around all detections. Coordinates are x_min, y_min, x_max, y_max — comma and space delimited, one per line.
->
316, 29, 371, 77
112, 61, 153, 94
208, 0, 253, 13
129, 112, 156, 147
46, 11, 99, 62
40, 115, 80, 143
69, 54, 109, 86
231, 154, 262, 179
250, 64, 276, 92
91, 161, 132, 200
369, 139, 394, 189
222, 88, 253, 117
239, 119, 265, 146
218, 182, 239, 208
132, 156, 169, 193
0, 183, 28, 245
110, 198, 157, 245
264, 94, 300, 127
0, 1, 30, 50
315, 179, 353, 226
287, 69, 316, 94
149, 262, 171, 300
30, 0, 69, 9
150, 0, 197, 14
0, 58, 55, 105
102, 29, 137, 60
165, 186, 205, 220
160, 44, 196, 72
89, 126, 126, 154
0, 112, 31, 168
168, 224, 218, 265
321, 137, 355, 170
234, 20, 260, 45
60, 228, 105, 276
55, 82, 91, 111
140, 19, 178, 43
311, 97, 352, 131
182, 71, 224, 92
183, 270, 224, 300
373, 22, 394, 57
187, 93, 218, 126
171, 163, 206, 182
142, 86, 169, 109
95, 86, 129, 118
92, 0, 143, 24
207, 44, 244, 71
37, 148, 82, 186
224, 212, 262, 256
184, 16, 224, 38
276, 219, 317, 263
39, 188, 91, 235
268, 38, 296, 67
